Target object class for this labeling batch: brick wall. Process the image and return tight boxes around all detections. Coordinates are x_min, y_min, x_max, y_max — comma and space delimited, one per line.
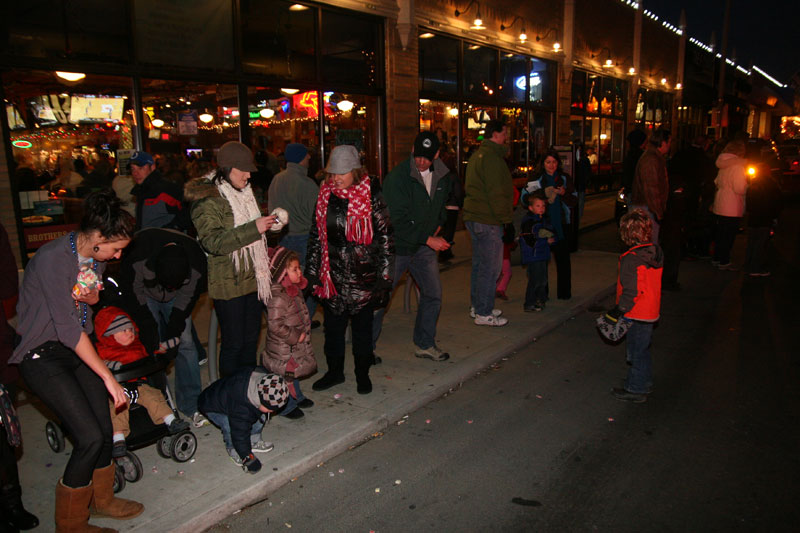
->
384, 17, 420, 170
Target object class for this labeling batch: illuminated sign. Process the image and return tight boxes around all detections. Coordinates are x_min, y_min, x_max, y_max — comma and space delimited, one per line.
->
515, 73, 541, 91
12, 140, 33, 149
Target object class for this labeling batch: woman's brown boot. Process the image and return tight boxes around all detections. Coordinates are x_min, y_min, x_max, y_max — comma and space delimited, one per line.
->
55, 480, 117, 533
88, 464, 143, 520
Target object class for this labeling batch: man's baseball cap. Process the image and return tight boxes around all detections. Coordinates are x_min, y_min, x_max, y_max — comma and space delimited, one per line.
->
130, 151, 154, 166
413, 131, 440, 162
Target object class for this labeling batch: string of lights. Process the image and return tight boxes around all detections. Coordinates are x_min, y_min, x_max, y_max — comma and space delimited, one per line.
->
616, 0, 787, 89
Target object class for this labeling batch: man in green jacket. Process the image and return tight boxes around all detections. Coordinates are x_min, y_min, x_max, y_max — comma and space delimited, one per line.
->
373, 132, 454, 361
463, 119, 513, 326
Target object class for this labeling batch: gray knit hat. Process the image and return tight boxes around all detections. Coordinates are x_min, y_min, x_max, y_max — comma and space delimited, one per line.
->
324, 145, 361, 174
104, 314, 134, 336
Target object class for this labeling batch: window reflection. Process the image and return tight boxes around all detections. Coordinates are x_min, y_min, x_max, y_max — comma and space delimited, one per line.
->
463, 45, 497, 99
322, 93, 382, 177
499, 54, 527, 103
139, 79, 240, 188
321, 10, 381, 87
3, 70, 136, 256
248, 87, 321, 194
241, 0, 316, 80
419, 33, 459, 95
419, 100, 459, 173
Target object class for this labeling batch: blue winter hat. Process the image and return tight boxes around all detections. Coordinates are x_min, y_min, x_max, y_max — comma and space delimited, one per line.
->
130, 151, 154, 166
284, 143, 308, 164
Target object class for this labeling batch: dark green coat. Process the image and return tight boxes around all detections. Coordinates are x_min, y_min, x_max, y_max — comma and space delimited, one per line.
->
382, 156, 454, 256
463, 139, 514, 225
185, 175, 262, 301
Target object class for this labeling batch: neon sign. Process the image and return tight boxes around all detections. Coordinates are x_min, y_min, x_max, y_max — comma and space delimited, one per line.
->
515, 73, 542, 91
12, 140, 33, 149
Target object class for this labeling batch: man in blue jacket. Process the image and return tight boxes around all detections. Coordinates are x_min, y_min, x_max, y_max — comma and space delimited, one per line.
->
373, 132, 454, 362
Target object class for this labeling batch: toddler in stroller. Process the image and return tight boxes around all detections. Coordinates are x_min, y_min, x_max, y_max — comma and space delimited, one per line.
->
95, 306, 189, 457
91, 306, 197, 491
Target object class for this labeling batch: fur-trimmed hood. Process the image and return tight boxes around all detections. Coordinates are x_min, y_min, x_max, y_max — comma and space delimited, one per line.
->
183, 171, 220, 203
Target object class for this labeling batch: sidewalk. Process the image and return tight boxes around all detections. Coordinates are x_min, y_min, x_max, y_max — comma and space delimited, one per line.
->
14, 197, 617, 532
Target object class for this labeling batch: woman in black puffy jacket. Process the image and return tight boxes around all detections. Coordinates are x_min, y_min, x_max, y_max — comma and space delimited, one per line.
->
306, 145, 393, 395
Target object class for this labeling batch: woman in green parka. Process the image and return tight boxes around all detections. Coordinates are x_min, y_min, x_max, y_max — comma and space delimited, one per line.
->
185, 142, 276, 377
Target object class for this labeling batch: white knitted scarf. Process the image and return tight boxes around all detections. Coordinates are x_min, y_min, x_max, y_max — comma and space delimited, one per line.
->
216, 179, 271, 302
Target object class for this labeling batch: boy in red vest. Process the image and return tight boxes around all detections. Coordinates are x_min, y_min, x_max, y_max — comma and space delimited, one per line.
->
603, 209, 663, 403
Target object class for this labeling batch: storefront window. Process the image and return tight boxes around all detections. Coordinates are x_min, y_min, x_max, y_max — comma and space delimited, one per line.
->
529, 110, 552, 170
529, 59, 553, 106
419, 33, 459, 96
3, 1, 129, 63
419, 100, 459, 173
460, 105, 495, 174
499, 54, 527, 104
241, 0, 316, 81
248, 87, 323, 192
612, 120, 624, 163
135, 0, 234, 70
3, 69, 136, 256
322, 92, 382, 177
586, 75, 601, 114
462, 45, 496, 100
571, 71, 587, 111
320, 10, 381, 88
636, 88, 672, 130
614, 79, 627, 116
139, 79, 240, 184
500, 107, 527, 183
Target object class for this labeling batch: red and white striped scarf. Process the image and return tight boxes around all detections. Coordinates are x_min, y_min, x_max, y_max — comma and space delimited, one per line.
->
313, 176, 373, 299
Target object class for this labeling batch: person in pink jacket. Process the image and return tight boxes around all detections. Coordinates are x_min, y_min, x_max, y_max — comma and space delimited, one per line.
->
711, 140, 748, 269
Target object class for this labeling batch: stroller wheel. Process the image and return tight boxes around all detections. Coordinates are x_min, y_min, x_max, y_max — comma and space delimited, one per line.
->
118, 451, 143, 483
157, 436, 172, 459
170, 431, 197, 463
46, 421, 65, 453
113, 463, 126, 493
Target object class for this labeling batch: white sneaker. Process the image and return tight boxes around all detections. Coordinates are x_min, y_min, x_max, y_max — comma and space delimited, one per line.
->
251, 440, 274, 453
474, 314, 508, 326
192, 412, 210, 428
469, 307, 503, 319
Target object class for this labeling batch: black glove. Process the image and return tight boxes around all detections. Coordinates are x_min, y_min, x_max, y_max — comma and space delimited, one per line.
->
165, 312, 186, 341
604, 307, 623, 323
372, 279, 393, 309
242, 453, 261, 474
502, 223, 516, 244
158, 337, 180, 353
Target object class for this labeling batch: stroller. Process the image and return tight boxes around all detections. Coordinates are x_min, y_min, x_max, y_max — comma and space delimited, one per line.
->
45, 351, 197, 493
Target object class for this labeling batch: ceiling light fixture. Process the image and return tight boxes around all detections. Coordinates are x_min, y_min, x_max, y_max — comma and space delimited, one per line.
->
55, 71, 86, 82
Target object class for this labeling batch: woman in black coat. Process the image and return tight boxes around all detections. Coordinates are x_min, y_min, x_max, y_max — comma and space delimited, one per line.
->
305, 145, 393, 395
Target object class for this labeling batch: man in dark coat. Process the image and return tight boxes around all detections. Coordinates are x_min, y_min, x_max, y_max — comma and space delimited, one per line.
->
373, 131, 454, 362
130, 151, 189, 232
117, 227, 208, 426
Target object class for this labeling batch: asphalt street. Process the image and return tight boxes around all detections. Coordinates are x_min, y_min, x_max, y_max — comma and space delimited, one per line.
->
210, 200, 800, 532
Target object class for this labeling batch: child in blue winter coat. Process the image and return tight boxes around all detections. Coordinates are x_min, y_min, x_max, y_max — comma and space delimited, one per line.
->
198, 367, 288, 473
519, 192, 556, 312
